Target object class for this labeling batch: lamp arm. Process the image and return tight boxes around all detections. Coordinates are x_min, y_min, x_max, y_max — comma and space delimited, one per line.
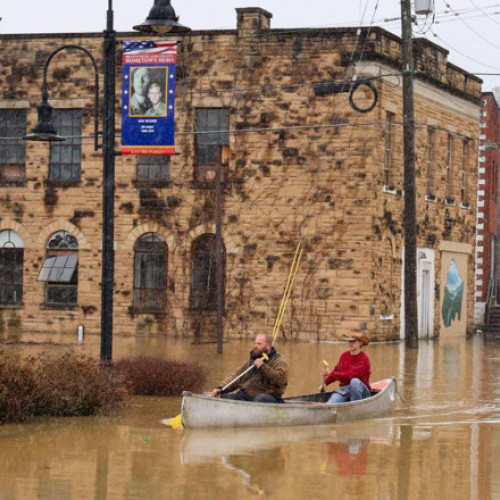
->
41, 45, 101, 151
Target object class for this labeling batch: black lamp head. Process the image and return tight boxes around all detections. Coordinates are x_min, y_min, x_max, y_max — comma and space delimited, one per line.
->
133, 0, 191, 34
25, 98, 65, 142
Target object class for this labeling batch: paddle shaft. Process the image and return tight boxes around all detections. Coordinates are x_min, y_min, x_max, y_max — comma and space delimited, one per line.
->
221, 364, 255, 392
221, 353, 268, 392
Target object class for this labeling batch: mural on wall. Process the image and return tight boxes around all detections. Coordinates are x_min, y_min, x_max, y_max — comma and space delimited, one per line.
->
441, 258, 464, 327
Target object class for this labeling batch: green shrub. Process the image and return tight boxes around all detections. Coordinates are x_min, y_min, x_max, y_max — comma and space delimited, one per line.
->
114, 356, 206, 396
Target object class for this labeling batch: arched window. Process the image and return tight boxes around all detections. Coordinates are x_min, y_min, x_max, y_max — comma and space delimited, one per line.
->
38, 231, 78, 306
190, 234, 225, 310
0, 229, 24, 305
133, 233, 167, 312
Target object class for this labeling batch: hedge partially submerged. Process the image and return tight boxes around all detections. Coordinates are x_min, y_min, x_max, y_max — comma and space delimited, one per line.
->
114, 356, 206, 396
0, 351, 206, 424
0, 351, 127, 424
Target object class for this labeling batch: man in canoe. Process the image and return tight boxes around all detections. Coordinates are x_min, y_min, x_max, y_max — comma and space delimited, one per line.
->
211, 333, 288, 403
320, 330, 371, 403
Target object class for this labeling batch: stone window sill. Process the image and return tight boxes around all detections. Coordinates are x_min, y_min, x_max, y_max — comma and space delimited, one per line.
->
425, 194, 437, 203
133, 180, 172, 189
0, 303, 24, 310
380, 314, 394, 321
383, 186, 398, 195
40, 303, 79, 311
460, 202, 471, 210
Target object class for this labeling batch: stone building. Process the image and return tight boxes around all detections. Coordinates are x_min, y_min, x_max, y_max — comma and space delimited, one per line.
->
475, 92, 500, 328
0, 8, 481, 343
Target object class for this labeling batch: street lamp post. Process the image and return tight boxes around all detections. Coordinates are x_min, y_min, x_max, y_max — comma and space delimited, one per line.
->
100, 0, 117, 363
27, 0, 190, 363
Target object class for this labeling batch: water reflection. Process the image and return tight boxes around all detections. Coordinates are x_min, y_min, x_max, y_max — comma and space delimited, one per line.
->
1, 336, 500, 499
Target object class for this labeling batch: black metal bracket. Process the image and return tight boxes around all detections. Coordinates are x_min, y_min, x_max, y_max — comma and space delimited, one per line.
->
314, 78, 378, 114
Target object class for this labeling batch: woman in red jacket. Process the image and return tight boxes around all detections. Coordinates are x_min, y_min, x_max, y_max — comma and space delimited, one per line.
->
320, 330, 371, 403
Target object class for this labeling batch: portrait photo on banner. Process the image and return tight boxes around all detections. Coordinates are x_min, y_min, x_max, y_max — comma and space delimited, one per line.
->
129, 66, 168, 118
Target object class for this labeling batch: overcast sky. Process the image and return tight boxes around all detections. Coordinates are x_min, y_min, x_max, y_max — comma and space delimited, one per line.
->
1, 0, 499, 91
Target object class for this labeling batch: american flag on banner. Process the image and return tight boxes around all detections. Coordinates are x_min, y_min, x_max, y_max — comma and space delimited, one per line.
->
122, 40, 177, 65
123, 40, 177, 55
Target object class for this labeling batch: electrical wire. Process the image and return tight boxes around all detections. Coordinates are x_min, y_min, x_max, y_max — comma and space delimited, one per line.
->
440, 0, 500, 49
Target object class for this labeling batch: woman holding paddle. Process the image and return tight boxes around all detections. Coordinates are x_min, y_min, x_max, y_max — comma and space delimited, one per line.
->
211, 334, 289, 403
320, 330, 371, 403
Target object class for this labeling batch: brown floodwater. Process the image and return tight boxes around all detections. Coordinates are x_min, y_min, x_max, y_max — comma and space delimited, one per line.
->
1, 335, 500, 499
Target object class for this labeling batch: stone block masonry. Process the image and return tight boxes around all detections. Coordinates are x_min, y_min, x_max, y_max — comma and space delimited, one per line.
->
0, 8, 481, 343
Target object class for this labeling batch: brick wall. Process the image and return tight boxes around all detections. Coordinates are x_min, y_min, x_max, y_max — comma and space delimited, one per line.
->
475, 92, 500, 324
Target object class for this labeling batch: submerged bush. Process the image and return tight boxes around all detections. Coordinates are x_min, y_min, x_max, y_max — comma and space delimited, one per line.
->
114, 356, 206, 396
0, 351, 204, 424
30, 352, 128, 417
0, 350, 128, 423
0, 351, 37, 424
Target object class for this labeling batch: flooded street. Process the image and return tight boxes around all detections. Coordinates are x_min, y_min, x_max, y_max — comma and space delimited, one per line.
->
1, 335, 500, 499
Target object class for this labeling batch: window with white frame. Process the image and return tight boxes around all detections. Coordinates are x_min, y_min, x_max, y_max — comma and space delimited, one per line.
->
445, 133, 454, 202
383, 112, 395, 188
426, 127, 435, 198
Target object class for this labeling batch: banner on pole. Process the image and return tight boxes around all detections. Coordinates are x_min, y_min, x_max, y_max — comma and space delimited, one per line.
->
121, 41, 177, 155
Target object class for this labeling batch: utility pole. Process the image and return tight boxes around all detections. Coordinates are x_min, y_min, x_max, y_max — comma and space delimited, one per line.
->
215, 146, 229, 354
401, 0, 419, 348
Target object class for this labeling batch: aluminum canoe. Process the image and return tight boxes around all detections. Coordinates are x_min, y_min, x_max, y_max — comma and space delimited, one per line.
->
180, 377, 396, 429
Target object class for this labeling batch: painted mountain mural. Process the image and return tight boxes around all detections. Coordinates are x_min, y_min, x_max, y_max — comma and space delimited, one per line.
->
441, 258, 464, 328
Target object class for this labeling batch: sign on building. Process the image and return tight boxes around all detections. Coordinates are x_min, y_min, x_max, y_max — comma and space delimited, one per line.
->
121, 41, 177, 155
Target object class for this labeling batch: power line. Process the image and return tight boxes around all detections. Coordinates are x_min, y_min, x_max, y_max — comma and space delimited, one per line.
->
440, 0, 500, 49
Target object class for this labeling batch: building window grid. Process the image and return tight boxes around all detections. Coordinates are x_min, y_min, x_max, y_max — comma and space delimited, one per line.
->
133, 233, 167, 312
0, 109, 27, 183
194, 108, 229, 183
0, 229, 24, 306
136, 155, 171, 183
445, 134, 454, 202
383, 112, 394, 188
426, 127, 435, 197
39, 231, 79, 306
49, 109, 82, 181
190, 233, 225, 310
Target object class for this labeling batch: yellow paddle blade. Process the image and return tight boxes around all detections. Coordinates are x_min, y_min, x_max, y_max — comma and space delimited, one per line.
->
165, 414, 183, 429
